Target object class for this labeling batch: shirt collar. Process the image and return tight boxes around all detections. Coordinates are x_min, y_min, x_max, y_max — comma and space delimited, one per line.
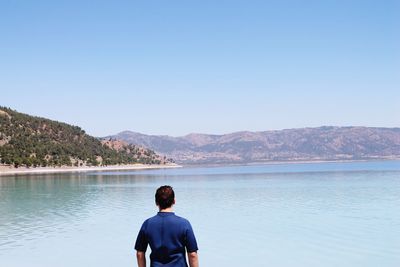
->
157, 212, 175, 216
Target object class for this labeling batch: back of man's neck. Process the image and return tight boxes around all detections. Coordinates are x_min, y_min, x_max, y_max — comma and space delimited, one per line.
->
159, 207, 173, 213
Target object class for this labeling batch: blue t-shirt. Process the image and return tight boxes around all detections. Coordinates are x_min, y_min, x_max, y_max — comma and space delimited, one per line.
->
135, 212, 198, 267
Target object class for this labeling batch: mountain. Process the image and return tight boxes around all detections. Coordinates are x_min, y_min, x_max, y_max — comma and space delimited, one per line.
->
0, 107, 172, 168
108, 126, 400, 164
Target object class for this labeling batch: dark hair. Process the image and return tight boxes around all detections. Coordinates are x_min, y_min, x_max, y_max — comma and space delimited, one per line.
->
155, 185, 175, 209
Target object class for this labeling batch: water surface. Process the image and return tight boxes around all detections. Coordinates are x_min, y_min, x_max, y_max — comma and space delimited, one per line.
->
1, 161, 399, 266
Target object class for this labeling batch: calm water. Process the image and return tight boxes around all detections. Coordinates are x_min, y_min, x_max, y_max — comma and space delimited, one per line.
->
0, 161, 399, 267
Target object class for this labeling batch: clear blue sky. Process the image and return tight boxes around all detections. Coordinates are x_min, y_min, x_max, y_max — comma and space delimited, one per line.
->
1, 0, 399, 136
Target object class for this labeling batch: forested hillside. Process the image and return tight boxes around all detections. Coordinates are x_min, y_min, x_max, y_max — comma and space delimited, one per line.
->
0, 107, 171, 168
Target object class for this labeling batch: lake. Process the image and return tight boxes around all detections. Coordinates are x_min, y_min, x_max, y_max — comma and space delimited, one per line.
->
1, 161, 399, 267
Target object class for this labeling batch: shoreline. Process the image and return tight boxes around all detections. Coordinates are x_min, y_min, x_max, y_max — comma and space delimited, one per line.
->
0, 163, 181, 176
181, 158, 400, 168
1, 158, 399, 176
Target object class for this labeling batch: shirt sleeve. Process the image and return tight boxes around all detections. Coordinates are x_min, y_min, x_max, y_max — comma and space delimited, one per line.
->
184, 221, 198, 252
134, 221, 148, 252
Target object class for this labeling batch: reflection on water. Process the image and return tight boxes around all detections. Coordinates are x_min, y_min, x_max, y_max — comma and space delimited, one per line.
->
0, 161, 400, 267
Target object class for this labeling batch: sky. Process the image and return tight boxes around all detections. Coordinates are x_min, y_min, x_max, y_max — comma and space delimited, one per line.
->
1, 0, 399, 137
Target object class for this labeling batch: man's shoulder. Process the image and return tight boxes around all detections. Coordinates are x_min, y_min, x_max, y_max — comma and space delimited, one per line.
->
173, 214, 189, 222
145, 214, 160, 223
171, 214, 192, 227
141, 214, 158, 225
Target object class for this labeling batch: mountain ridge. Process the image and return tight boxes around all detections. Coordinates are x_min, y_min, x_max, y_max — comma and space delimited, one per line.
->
107, 126, 400, 164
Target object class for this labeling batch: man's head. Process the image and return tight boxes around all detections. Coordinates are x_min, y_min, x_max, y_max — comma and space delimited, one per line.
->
155, 185, 175, 210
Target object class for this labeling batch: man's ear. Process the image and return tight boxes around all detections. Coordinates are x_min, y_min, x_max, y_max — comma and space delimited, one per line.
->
173, 198, 176, 205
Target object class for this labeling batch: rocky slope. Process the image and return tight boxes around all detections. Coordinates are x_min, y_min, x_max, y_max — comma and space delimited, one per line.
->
108, 126, 400, 164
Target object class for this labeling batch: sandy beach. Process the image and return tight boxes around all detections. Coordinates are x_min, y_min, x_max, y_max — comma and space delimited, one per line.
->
0, 163, 181, 176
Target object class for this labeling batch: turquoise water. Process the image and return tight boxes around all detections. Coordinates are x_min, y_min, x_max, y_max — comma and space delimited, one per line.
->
0, 161, 399, 267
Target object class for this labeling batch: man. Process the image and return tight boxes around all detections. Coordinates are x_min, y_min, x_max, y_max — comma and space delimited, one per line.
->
135, 185, 199, 267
